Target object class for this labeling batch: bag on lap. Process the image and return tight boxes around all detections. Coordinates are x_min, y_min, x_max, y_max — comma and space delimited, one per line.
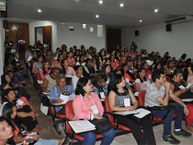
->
90, 117, 112, 134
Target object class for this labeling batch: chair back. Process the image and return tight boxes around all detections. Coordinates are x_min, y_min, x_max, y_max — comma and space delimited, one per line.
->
104, 97, 115, 124
65, 100, 74, 120
138, 91, 146, 106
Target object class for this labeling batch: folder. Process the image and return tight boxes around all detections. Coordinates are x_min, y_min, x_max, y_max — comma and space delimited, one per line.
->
68, 120, 96, 133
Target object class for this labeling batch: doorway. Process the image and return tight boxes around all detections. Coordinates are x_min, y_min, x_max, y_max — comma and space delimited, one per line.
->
35, 25, 52, 50
106, 28, 121, 53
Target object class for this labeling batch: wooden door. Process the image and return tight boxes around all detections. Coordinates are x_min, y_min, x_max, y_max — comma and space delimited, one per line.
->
106, 28, 121, 53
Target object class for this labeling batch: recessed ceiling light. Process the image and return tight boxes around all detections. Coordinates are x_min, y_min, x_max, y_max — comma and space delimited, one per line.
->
37, 9, 42, 13
120, 3, 124, 7
139, 20, 143, 23
75, 0, 80, 2
96, 14, 99, 18
154, 8, 159, 13
99, 0, 103, 4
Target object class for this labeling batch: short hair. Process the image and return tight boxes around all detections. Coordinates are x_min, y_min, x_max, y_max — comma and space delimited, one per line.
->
57, 74, 66, 80
152, 70, 164, 82
172, 69, 182, 78
75, 77, 89, 96
50, 67, 61, 74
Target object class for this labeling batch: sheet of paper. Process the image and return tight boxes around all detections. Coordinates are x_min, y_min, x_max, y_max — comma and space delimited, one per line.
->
114, 108, 151, 118
134, 108, 151, 118
60, 94, 69, 104
182, 98, 193, 102
114, 110, 139, 116
69, 120, 96, 133
26, 56, 33, 61
134, 92, 139, 97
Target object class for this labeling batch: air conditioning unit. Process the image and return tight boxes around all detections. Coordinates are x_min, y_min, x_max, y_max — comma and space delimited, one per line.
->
0, 0, 6, 11
165, 15, 193, 24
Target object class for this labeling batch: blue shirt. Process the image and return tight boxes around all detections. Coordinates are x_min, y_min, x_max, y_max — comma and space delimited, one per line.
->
50, 84, 74, 112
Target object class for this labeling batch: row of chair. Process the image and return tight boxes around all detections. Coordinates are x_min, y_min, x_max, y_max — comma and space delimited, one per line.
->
49, 90, 177, 144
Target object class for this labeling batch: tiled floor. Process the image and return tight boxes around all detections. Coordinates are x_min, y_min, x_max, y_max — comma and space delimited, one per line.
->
26, 74, 193, 145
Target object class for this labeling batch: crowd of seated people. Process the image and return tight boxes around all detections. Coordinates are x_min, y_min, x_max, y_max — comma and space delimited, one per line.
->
2, 39, 193, 145
24, 43, 193, 144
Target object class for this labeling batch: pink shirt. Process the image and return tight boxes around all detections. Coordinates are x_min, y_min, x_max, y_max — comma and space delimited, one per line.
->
67, 58, 76, 67
66, 67, 76, 76
73, 92, 104, 120
38, 69, 51, 80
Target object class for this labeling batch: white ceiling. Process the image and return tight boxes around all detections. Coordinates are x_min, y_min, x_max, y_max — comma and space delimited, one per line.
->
6, 0, 193, 28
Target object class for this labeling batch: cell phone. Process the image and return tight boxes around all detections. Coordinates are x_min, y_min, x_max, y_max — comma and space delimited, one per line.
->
25, 138, 35, 143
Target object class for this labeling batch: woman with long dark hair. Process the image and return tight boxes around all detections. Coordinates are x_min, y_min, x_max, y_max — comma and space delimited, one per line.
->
72, 77, 115, 145
108, 74, 156, 145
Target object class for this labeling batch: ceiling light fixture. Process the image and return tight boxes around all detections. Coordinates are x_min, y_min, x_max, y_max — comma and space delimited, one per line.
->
37, 9, 42, 13
154, 8, 159, 13
120, 3, 124, 7
99, 0, 103, 4
139, 20, 143, 23
96, 14, 99, 18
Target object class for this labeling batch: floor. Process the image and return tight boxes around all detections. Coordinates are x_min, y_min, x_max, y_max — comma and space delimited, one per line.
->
25, 72, 193, 145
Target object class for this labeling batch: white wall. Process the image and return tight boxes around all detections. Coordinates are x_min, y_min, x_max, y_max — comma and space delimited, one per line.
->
36, 27, 43, 43
29, 21, 57, 50
122, 21, 193, 59
57, 22, 106, 52
0, 18, 5, 82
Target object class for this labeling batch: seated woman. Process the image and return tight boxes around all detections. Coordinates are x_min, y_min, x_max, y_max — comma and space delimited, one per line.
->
108, 74, 156, 145
0, 103, 65, 145
61, 59, 76, 76
1, 73, 31, 101
120, 63, 135, 84
72, 77, 115, 145
2, 88, 38, 132
67, 52, 76, 67
53, 53, 63, 68
32, 54, 44, 75
134, 67, 151, 92
37, 61, 51, 81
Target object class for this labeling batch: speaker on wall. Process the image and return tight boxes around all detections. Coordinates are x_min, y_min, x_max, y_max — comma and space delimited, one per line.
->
135, 30, 139, 36
166, 24, 172, 32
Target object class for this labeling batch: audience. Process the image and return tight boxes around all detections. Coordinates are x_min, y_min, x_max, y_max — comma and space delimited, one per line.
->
2, 39, 193, 144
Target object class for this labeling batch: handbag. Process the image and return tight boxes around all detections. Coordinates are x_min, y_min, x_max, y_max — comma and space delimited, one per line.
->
90, 118, 112, 134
